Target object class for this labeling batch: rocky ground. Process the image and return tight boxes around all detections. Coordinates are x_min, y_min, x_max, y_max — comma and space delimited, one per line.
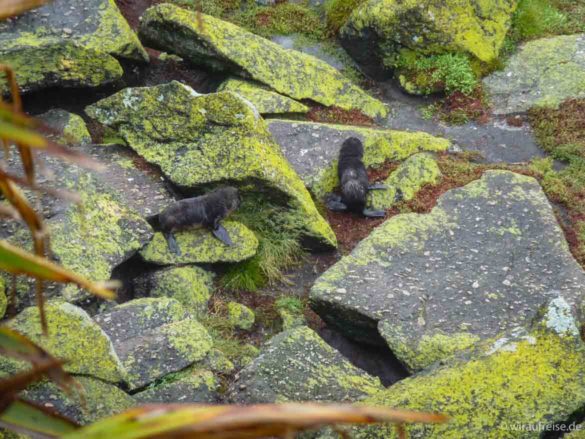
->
1, 0, 585, 437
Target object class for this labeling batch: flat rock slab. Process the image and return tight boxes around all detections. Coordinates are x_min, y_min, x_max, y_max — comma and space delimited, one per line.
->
139, 4, 387, 119
22, 376, 134, 425
134, 370, 219, 403
140, 222, 259, 265
0, 0, 147, 61
320, 297, 585, 438
267, 120, 449, 197
228, 326, 382, 403
1, 302, 125, 383
95, 298, 213, 390
484, 34, 585, 114
310, 171, 585, 372
218, 77, 309, 114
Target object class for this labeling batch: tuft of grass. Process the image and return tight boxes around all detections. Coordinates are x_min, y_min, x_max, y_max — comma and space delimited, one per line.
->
275, 296, 303, 314
232, 2, 329, 40
510, 0, 567, 41
221, 198, 306, 292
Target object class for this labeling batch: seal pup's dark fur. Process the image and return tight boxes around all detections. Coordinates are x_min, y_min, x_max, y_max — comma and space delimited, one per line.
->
158, 186, 241, 255
326, 137, 386, 218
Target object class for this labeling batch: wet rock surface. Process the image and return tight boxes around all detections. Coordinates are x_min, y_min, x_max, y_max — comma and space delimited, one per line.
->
311, 171, 585, 372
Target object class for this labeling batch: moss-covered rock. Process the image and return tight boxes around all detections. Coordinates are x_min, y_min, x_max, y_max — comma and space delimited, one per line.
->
0, 42, 123, 95
140, 223, 258, 265
1, 302, 125, 383
228, 326, 383, 403
227, 302, 255, 331
310, 171, 585, 372
38, 109, 92, 145
267, 120, 450, 197
133, 266, 214, 317
22, 376, 134, 425
134, 369, 219, 403
368, 153, 441, 210
86, 81, 336, 248
340, 0, 516, 76
484, 34, 585, 114
201, 348, 235, 374
139, 4, 387, 119
275, 296, 306, 330
0, 0, 147, 61
218, 77, 309, 114
94, 298, 213, 390
330, 297, 585, 438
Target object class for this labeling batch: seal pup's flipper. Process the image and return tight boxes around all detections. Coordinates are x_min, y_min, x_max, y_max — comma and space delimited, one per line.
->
362, 208, 386, 218
368, 183, 387, 190
165, 232, 181, 256
213, 224, 234, 246
325, 194, 348, 212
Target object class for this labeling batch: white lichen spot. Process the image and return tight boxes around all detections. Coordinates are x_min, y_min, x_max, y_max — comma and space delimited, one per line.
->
544, 296, 578, 337
486, 337, 517, 355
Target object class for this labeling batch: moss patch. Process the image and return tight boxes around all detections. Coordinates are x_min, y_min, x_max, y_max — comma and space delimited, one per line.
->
227, 301, 255, 330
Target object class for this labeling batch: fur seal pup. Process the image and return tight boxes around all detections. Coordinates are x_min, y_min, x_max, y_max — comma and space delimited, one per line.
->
158, 186, 241, 255
326, 137, 386, 218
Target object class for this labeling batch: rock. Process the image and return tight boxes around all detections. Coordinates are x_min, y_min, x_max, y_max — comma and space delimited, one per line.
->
331, 297, 585, 438
236, 344, 261, 369
227, 302, 255, 331
140, 223, 259, 266
0, 277, 6, 320
86, 81, 336, 248
267, 119, 450, 197
37, 109, 92, 145
134, 369, 219, 403
218, 77, 309, 115
228, 326, 383, 403
21, 376, 134, 424
484, 34, 585, 115
275, 296, 306, 330
340, 0, 516, 76
202, 348, 235, 374
94, 298, 213, 390
368, 153, 441, 211
1, 302, 125, 383
133, 266, 214, 318
310, 171, 585, 372
139, 4, 387, 119
0, 42, 123, 94
0, 0, 147, 61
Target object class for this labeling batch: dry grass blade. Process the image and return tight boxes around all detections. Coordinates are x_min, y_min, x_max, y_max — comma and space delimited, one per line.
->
0, 240, 116, 300
0, 0, 46, 20
0, 398, 78, 438
63, 403, 448, 439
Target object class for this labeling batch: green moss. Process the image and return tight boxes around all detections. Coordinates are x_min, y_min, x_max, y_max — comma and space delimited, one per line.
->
324, 0, 366, 32
275, 296, 306, 330
140, 222, 258, 265
3, 302, 125, 383
354, 323, 585, 438
509, 0, 567, 41
87, 82, 337, 249
368, 153, 442, 210
344, 0, 516, 64
148, 267, 214, 318
218, 77, 309, 114
0, 42, 123, 94
139, 5, 388, 119
227, 302, 255, 330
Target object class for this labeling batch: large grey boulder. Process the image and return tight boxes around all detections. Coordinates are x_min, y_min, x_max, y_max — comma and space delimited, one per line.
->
134, 369, 220, 403
228, 326, 383, 403
311, 171, 585, 372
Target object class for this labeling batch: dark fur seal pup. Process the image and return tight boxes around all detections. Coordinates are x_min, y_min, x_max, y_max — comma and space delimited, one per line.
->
326, 137, 386, 218
159, 186, 241, 255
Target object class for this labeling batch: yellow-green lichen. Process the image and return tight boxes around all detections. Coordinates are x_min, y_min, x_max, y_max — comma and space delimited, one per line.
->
343, 0, 517, 64
0, 42, 123, 94
218, 77, 309, 114
139, 4, 388, 119
62, 113, 92, 144
149, 267, 214, 318
39, 109, 92, 145
3, 302, 125, 383
368, 153, 442, 210
352, 327, 585, 438
164, 319, 213, 360
86, 82, 336, 248
140, 222, 258, 265
227, 301, 255, 330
